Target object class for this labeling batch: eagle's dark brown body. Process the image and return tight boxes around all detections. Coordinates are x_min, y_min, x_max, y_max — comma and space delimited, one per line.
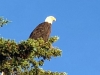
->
29, 22, 51, 42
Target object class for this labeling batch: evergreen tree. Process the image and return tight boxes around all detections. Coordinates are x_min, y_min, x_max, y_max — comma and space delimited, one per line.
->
0, 17, 67, 75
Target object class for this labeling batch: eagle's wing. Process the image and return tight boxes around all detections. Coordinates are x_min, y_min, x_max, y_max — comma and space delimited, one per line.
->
29, 22, 51, 41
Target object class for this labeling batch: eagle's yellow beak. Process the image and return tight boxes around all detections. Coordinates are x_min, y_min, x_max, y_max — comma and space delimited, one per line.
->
53, 18, 56, 21
52, 17, 56, 21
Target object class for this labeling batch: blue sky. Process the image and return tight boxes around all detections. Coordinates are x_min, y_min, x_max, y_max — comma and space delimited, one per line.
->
0, 0, 100, 75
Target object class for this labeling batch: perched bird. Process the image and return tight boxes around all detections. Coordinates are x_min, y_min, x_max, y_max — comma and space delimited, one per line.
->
29, 16, 56, 42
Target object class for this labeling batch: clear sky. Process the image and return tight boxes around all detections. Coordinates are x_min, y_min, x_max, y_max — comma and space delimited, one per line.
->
0, 0, 100, 75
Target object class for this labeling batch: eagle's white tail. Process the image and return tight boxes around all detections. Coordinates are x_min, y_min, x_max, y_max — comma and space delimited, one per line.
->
1, 72, 4, 75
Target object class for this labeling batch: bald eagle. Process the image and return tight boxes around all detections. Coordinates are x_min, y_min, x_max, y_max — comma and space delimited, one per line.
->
29, 16, 56, 42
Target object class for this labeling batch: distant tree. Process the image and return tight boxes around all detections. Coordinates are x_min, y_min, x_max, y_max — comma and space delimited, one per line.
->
0, 17, 67, 75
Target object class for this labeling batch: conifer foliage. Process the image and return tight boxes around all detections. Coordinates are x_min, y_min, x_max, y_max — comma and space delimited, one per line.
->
0, 17, 67, 75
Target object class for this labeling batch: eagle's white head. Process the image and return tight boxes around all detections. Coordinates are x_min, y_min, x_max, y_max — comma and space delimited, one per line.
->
45, 16, 56, 24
